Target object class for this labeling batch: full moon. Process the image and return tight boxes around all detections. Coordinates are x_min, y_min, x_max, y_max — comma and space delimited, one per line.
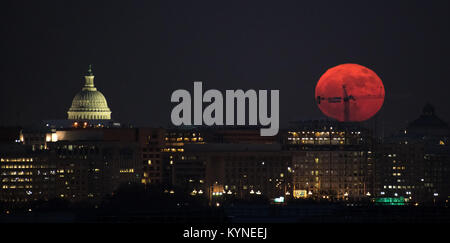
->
315, 64, 385, 122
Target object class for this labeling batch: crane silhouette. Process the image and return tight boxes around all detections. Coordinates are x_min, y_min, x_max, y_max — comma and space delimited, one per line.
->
317, 85, 383, 122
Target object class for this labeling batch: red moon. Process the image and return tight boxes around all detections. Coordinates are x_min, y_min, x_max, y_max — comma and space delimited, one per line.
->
315, 64, 385, 122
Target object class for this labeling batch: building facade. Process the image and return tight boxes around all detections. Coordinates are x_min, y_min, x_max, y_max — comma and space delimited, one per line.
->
284, 120, 375, 201
375, 104, 450, 204
174, 143, 292, 203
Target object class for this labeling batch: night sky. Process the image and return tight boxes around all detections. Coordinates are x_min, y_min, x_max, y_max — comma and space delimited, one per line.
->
1, 0, 449, 134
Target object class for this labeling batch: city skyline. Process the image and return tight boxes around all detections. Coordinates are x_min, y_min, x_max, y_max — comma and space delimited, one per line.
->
1, 105, 448, 221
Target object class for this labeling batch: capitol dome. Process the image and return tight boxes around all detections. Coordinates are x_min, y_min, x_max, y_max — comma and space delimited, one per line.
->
67, 65, 112, 120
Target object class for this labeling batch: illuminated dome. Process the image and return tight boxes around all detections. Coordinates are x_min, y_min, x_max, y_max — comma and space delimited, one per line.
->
67, 65, 112, 120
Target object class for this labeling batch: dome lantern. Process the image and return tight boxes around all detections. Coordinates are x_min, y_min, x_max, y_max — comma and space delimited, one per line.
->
83, 64, 96, 91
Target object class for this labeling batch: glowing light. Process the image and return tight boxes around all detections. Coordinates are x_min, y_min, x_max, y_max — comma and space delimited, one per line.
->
375, 197, 406, 206
274, 196, 285, 203
294, 190, 307, 198
51, 133, 58, 142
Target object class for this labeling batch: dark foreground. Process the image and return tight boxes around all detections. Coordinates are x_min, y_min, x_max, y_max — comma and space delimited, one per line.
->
1, 204, 449, 223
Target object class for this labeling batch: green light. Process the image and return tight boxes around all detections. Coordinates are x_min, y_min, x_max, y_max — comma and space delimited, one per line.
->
274, 196, 285, 203
374, 197, 406, 206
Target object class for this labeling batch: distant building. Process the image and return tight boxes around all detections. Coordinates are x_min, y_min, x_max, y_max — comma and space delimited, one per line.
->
374, 142, 425, 203
67, 65, 112, 120
37, 65, 119, 129
285, 120, 375, 201
176, 143, 292, 202
161, 127, 206, 186
2, 127, 145, 204
0, 144, 58, 204
137, 128, 166, 185
376, 104, 450, 204
407, 104, 450, 203
161, 123, 376, 203
46, 135, 141, 202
